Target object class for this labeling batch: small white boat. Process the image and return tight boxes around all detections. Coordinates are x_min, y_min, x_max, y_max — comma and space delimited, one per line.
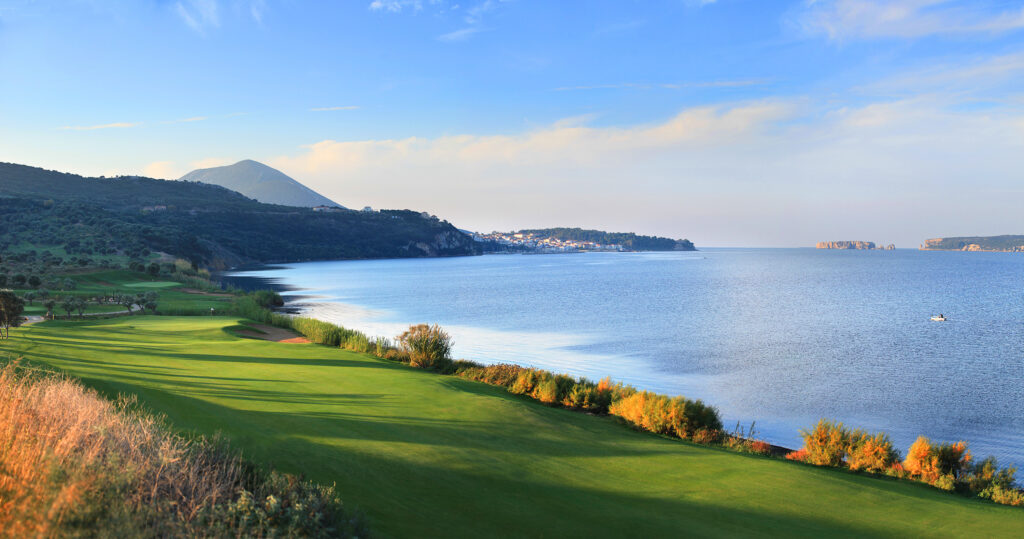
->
930, 314, 947, 322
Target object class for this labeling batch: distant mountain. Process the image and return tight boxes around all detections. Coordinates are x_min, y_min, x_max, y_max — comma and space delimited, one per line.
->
921, 236, 1024, 252
179, 160, 342, 208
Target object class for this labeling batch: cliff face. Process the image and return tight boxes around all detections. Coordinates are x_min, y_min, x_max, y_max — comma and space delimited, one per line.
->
816, 241, 877, 250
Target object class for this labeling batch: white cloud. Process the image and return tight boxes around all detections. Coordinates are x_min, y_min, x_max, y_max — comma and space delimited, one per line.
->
799, 0, 1024, 40
553, 80, 767, 91
437, 27, 481, 41
267, 99, 1024, 246
164, 116, 208, 123
310, 106, 360, 111
175, 0, 220, 32
59, 122, 140, 131
369, 0, 423, 13
143, 161, 179, 179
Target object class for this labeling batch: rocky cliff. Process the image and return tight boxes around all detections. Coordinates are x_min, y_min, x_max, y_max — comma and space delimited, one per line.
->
816, 241, 876, 250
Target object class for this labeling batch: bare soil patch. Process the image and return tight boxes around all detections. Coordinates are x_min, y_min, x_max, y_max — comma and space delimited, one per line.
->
181, 288, 234, 297
236, 323, 309, 344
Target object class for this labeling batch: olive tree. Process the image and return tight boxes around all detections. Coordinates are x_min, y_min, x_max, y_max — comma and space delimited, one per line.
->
0, 290, 26, 339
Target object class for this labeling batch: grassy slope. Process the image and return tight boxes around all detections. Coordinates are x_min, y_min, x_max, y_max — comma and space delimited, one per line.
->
10, 270, 233, 316
5, 316, 1023, 538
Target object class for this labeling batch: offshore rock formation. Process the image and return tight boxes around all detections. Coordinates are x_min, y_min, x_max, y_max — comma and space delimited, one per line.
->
816, 241, 876, 250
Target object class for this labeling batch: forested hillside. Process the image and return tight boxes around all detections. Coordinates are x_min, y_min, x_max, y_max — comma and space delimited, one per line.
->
0, 162, 478, 269
517, 227, 695, 251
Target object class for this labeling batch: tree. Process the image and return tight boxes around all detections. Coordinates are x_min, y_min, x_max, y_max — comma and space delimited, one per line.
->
117, 294, 135, 314
28, 275, 41, 288
0, 290, 25, 339
146, 262, 160, 277
74, 297, 87, 318
145, 301, 158, 314
62, 278, 77, 290
43, 299, 56, 320
60, 297, 76, 318
12, 274, 26, 286
37, 288, 50, 300
23, 291, 36, 305
0, 275, 7, 287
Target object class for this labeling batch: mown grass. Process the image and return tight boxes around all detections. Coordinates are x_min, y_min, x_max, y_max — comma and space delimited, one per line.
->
6, 316, 1024, 538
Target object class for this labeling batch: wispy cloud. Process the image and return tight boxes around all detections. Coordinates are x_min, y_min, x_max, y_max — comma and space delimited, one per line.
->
552, 80, 768, 92
310, 106, 360, 112
798, 0, 1024, 40
59, 122, 140, 131
368, 0, 423, 13
270, 97, 1024, 246
175, 0, 220, 32
164, 116, 208, 124
438, 27, 482, 42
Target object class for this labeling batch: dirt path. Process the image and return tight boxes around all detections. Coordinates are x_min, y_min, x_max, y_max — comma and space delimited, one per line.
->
181, 288, 234, 297
234, 323, 310, 344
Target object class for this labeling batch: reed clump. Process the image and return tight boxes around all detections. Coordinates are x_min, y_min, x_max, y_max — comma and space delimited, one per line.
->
0, 360, 366, 537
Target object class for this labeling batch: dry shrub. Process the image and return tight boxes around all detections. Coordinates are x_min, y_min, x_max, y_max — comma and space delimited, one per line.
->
750, 440, 772, 455
785, 448, 809, 462
846, 430, 899, 473
608, 391, 721, 440
397, 324, 453, 370
0, 361, 364, 537
903, 436, 972, 484
799, 420, 850, 467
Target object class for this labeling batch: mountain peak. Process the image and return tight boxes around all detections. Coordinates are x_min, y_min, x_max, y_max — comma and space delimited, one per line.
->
179, 160, 342, 209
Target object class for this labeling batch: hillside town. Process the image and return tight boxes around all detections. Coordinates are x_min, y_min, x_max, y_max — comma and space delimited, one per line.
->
473, 231, 625, 253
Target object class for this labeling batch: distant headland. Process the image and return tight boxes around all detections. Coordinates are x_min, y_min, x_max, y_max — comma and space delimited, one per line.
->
920, 236, 1024, 252
816, 241, 895, 250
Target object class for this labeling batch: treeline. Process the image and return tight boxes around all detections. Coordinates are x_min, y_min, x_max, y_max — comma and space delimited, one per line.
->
0, 162, 480, 270
517, 227, 695, 251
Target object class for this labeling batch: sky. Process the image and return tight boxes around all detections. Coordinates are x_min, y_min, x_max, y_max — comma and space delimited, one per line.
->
1, 0, 1024, 247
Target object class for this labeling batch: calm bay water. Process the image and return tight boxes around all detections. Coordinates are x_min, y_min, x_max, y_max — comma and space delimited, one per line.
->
228, 249, 1024, 467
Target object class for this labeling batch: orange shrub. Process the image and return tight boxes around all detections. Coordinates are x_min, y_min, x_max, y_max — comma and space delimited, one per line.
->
846, 430, 899, 473
750, 440, 772, 455
800, 420, 850, 467
903, 436, 972, 485
785, 448, 808, 462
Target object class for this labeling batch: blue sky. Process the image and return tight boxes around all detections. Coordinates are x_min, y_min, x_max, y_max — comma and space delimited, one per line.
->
2, 0, 1024, 246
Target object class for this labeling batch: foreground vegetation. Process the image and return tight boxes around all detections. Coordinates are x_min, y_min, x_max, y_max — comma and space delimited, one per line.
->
5, 310, 1024, 536
0, 360, 366, 537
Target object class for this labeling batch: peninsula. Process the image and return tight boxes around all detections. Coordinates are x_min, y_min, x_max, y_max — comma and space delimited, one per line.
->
921, 236, 1024, 252
476, 228, 696, 253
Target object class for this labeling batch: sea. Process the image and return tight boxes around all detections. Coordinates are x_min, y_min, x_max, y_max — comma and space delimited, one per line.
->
224, 248, 1024, 468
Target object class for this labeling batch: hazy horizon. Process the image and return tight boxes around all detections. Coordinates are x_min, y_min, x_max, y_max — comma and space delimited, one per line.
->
2, 1, 1024, 247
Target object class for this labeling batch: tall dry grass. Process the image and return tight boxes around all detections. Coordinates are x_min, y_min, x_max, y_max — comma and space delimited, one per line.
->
0, 360, 366, 537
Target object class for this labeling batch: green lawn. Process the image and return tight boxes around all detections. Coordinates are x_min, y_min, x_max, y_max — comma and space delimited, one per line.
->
5, 317, 1022, 538
10, 270, 235, 316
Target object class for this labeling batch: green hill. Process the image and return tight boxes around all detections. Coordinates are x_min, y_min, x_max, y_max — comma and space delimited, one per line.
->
179, 160, 343, 209
921, 236, 1024, 252
0, 162, 478, 269
7, 311, 1021, 537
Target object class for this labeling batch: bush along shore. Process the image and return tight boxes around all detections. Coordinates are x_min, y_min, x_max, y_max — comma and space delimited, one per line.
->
0, 360, 369, 537
233, 291, 1023, 509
